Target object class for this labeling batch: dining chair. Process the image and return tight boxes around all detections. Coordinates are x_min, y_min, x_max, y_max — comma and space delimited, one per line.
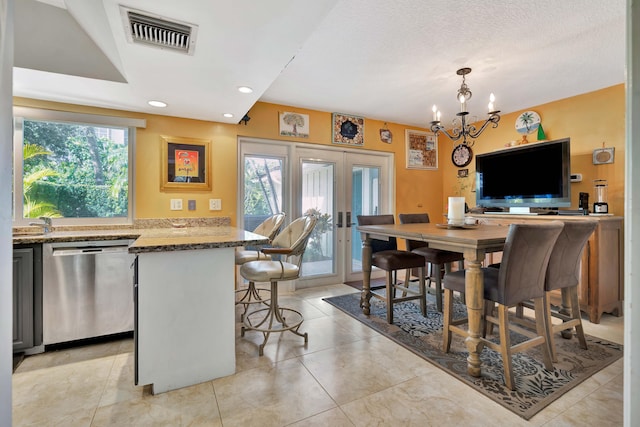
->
398, 213, 465, 312
235, 212, 286, 320
442, 221, 564, 390
528, 220, 597, 362
239, 214, 317, 356
356, 214, 427, 324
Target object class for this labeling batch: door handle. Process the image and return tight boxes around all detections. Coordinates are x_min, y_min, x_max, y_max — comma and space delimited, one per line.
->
346, 212, 352, 228
337, 212, 343, 228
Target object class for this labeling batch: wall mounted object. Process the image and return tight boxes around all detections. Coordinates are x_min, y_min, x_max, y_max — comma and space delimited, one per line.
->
161, 136, 211, 191
515, 111, 541, 134
406, 129, 437, 170
332, 113, 364, 145
593, 146, 614, 164
279, 112, 309, 138
379, 123, 392, 143
452, 143, 473, 167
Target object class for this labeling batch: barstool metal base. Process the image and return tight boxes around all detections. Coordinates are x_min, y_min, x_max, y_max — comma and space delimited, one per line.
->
240, 281, 308, 356
235, 281, 271, 322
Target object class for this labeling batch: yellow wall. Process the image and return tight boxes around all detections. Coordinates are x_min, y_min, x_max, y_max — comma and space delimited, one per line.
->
441, 84, 625, 216
15, 83, 625, 223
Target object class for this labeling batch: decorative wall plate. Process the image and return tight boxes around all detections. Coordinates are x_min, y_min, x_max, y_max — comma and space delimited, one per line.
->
515, 111, 541, 135
332, 113, 365, 145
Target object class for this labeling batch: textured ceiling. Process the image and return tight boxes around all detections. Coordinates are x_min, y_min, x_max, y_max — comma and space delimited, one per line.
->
14, 0, 626, 127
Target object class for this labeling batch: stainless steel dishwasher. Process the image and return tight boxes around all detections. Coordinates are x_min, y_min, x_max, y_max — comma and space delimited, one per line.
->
42, 240, 135, 345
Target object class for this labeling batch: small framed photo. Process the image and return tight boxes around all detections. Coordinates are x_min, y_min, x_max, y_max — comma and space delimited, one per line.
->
406, 129, 437, 170
593, 147, 614, 164
161, 136, 211, 191
279, 112, 309, 138
379, 128, 392, 144
457, 168, 469, 178
332, 113, 364, 146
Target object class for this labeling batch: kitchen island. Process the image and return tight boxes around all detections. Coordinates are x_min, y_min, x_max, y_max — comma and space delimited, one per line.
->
13, 219, 269, 395
129, 225, 268, 395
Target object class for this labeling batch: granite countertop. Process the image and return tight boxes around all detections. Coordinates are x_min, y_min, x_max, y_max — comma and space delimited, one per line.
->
12, 217, 270, 253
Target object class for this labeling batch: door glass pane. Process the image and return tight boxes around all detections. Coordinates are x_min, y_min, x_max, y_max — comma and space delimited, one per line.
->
243, 156, 283, 231
301, 161, 335, 277
351, 165, 380, 272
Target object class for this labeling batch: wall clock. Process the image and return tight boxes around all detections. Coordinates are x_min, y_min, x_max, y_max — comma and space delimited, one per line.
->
515, 111, 541, 134
452, 144, 473, 167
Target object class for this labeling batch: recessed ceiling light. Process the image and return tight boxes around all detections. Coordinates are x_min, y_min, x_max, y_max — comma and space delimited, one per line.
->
237, 86, 253, 94
223, 113, 234, 118
148, 100, 167, 108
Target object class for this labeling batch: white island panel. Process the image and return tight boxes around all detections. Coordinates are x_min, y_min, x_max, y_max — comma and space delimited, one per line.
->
136, 247, 235, 394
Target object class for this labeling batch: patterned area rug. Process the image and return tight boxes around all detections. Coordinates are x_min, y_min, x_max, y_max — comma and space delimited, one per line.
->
323, 292, 623, 420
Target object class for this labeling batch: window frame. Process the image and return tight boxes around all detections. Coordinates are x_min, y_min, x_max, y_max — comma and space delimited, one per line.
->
12, 107, 145, 226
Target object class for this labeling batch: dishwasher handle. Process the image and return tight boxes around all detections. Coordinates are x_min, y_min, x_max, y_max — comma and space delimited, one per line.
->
52, 246, 130, 256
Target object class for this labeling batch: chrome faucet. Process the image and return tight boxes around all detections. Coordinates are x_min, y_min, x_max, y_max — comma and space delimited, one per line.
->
29, 216, 52, 233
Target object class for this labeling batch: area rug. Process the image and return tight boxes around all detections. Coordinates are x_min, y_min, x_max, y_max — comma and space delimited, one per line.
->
323, 292, 623, 420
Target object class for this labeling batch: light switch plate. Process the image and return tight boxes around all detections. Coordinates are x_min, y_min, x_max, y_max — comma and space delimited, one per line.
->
170, 199, 183, 210
209, 199, 221, 210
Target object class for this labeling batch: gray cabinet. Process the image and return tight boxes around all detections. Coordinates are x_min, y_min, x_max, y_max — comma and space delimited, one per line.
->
13, 245, 42, 352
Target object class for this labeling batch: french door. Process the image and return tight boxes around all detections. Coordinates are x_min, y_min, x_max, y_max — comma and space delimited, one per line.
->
239, 139, 393, 288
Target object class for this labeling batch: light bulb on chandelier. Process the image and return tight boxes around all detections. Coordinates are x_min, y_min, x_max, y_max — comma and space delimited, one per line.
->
430, 67, 500, 147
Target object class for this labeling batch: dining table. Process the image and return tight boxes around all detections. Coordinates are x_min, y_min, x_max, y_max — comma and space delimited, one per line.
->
356, 221, 509, 377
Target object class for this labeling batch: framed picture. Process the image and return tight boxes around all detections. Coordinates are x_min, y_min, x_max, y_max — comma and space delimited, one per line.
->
593, 147, 614, 164
161, 136, 211, 191
457, 168, 469, 178
279, 112, 309, 138
379, 128, 392, 144
332, 113, 364, 146
406, 129, 437, 169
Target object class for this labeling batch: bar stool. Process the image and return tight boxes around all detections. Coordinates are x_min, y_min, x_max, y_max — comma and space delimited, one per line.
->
398, 213, 465, 312
357, 214, 427, 324
235, 212, 286, 320
240, 215, 317, 355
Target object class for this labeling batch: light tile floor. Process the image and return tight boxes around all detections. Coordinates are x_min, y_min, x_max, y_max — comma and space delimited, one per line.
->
12, 284, 624, 426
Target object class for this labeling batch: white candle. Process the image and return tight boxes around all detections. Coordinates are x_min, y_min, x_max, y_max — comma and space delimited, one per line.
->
459, 94, 466, 112
448, 197, 465, 224
432, 105, 438, 121
436, 110, 441, 122
489, 93, 496, 112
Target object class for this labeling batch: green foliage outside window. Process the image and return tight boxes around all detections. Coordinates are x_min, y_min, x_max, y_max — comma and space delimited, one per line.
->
22, 120, 129, 219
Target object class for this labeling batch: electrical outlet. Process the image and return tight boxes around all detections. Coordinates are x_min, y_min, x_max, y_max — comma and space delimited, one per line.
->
209, 199, 222, 210
188, 200, 196, 210
170, 199, 183, 210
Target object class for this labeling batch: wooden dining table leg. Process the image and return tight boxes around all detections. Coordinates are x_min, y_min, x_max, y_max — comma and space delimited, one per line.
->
464, 248, 486, 377
360, 234, 373, 315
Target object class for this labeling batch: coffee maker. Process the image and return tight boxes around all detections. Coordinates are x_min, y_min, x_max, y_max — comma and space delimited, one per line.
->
593, 179, 609, 214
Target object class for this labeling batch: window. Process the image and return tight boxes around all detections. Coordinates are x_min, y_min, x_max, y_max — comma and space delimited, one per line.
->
13, 108, 144, 225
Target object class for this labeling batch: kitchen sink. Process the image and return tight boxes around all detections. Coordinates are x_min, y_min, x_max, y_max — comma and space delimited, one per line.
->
13, 230, 46, 237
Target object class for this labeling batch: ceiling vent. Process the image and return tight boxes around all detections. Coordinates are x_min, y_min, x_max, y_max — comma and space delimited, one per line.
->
120, 7, 198, 55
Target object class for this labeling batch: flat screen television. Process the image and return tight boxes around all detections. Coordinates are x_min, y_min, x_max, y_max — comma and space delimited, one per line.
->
475, 138, 571, 213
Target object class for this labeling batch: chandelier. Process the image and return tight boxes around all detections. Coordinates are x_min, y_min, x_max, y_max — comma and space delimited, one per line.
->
430, 67, 500, 147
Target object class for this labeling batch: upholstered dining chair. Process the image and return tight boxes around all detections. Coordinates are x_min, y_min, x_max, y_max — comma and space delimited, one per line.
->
442, 221, 564, 390
356, 214, 427, 324
530, 220, 597, 362
239, 214, 317, 356
235, 212, 286, 320
398, 213, 465, 312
